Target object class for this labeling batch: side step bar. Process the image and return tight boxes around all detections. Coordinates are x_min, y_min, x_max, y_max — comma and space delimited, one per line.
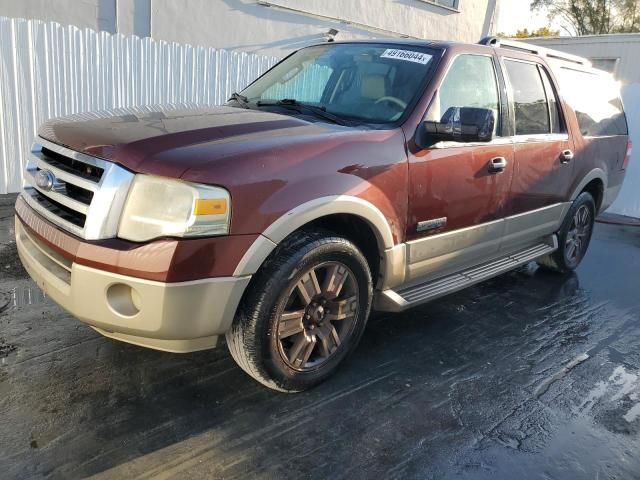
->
376, 237, 557, 312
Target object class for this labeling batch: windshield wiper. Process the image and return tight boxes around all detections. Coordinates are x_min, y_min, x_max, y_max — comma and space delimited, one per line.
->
228, 92, 250, 108
256, 98, 350, 126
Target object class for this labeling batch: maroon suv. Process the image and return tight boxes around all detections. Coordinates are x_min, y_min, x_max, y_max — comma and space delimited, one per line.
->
15, 38, 631, 391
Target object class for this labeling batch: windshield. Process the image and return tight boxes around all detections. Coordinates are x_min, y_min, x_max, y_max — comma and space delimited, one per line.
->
239, 43, 439, 124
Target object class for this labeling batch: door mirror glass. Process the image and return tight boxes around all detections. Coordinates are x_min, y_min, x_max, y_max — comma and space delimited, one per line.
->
423, 106, 496, 142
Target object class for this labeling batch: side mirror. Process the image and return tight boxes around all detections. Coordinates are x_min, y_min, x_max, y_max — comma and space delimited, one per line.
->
422, 107, 496, 144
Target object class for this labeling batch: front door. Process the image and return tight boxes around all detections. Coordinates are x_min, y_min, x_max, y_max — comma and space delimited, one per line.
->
406, 53, 514, 282
500, 58, 575, 251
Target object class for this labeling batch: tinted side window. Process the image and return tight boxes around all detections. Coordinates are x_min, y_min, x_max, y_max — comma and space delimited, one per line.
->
425, 54, 500, 135
504, 60, 549, 135
540, 67, 563, 134
557, 67, 628, 136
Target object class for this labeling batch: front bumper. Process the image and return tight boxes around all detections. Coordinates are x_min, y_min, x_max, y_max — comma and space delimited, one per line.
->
15, 216, 251, 353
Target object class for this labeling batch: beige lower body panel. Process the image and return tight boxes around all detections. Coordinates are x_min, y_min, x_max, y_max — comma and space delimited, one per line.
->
400, 202, 570, 290
501, 202, 571, 252
16, 218, 250, 353
379, 243, 407, 289
91, 328, 222, 353
376, 235, 557, 312
405, 219, 503, 283
601, 184, 623, 212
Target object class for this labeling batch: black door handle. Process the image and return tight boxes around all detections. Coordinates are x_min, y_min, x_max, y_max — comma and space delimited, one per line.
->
488, 156, 507, 173
560, 149, 574, 163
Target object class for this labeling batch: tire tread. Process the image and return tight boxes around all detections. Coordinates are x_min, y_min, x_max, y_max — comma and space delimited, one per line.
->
226, 229, 372, 392
537, 192, 595, 273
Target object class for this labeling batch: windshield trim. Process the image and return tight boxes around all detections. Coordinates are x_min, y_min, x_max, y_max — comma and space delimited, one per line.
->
235, 42, 445, 130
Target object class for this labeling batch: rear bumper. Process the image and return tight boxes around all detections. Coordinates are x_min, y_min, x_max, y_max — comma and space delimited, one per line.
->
15, 216, 251, 353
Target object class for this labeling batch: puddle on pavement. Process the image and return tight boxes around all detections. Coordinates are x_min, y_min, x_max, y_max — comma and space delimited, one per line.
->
578, 364, 640, 429
0, 214, 15, 244
0, 279, 48, 311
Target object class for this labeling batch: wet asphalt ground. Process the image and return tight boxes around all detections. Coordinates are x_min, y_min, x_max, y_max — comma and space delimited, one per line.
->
0, 193, 639, 480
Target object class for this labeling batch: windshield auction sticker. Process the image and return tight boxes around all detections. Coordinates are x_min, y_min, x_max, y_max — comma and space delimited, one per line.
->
381, 49, 432, 65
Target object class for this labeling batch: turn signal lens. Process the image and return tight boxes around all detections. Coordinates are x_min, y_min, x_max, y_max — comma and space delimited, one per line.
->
194, 198, 228, 216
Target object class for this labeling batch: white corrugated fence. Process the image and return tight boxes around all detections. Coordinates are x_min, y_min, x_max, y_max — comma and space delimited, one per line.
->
0, 16, 278, 194
2, 17, 639, 218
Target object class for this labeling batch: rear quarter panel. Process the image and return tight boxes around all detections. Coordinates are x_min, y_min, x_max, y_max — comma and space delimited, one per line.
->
543, 62, 629, 210
563, 105, 628, 209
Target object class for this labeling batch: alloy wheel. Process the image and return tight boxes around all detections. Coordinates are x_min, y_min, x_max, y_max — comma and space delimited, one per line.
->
565, 204, 592, 263
276, 261, 360, 371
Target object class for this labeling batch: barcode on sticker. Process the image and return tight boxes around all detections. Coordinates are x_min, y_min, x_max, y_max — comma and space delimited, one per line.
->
381, 49, 432, 65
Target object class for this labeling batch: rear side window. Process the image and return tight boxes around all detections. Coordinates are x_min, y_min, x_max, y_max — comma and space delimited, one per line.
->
504, 59, 550, 135
556, 67, 628, 137
540, 68, 563, 134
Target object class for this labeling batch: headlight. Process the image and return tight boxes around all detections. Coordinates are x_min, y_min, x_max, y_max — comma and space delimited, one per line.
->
118, 175, 231, 242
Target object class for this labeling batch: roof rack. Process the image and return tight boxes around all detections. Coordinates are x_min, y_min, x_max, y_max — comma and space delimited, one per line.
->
478, 36, 591, 67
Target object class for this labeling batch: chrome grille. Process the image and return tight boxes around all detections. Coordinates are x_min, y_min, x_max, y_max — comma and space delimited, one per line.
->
21, 138, 135, 240
28, 189, 87, 227
40, 147, 104, 182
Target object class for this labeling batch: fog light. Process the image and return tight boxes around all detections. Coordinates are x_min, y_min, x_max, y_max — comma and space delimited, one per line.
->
106, 283, 140, 317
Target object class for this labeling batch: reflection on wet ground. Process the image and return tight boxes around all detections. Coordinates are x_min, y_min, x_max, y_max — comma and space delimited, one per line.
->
0, 197, 639, 479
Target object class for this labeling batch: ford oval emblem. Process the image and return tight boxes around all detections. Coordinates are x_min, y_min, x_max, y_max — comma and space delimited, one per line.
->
35, 169, 55, 191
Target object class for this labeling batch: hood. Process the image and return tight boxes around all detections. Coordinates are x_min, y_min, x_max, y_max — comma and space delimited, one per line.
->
38, 104, 353, 178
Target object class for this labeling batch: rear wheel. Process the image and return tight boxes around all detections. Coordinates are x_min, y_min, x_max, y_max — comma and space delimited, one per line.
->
226, 230, 373, 392
537, 192, 596, 273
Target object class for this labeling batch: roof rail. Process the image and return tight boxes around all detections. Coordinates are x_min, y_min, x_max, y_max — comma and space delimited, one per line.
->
478, 36, 591, 67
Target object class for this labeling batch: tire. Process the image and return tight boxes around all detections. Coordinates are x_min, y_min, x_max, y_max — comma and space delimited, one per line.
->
226, 230, 373, 392
537, 192, 596, 273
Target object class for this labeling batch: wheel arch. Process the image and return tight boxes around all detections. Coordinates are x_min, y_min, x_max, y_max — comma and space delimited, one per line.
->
233, 196, 401, 286
570, 168, 607, 212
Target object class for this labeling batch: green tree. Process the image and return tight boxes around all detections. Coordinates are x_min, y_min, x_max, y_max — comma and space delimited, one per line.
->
531, 0, 640, 34
513, 26, 561, 37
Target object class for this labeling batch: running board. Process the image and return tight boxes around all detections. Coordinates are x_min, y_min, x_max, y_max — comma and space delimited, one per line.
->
376, 237, 557, 312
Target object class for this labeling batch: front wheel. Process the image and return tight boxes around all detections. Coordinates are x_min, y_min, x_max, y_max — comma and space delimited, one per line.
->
537, 192, 596, 273
226, 230, 373, 392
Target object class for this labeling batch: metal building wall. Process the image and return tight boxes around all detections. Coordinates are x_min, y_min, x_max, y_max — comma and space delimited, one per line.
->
0, 16, 278, 194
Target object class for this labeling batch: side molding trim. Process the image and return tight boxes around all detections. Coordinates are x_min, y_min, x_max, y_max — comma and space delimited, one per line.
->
261, 196, 395, 248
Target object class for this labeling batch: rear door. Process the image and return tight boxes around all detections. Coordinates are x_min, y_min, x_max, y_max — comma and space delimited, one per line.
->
500, 57, 574, 251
